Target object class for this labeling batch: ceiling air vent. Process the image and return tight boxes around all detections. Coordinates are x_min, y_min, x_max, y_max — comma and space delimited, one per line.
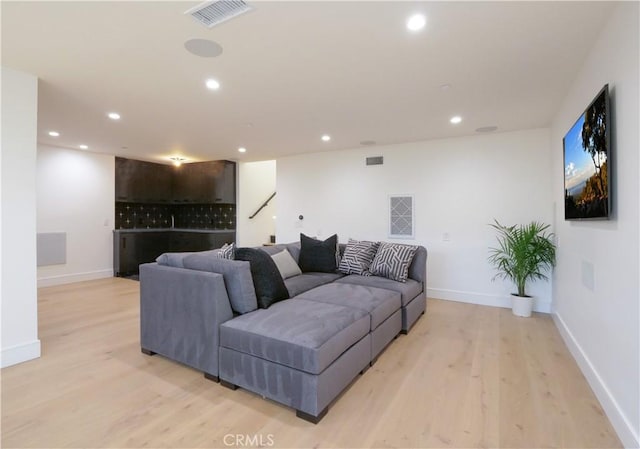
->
366, 156, 384, 166
185, 0, 252, 29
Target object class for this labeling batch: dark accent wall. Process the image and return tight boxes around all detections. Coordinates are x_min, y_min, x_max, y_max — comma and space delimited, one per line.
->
173, 204, 236, 229
115, 202, 236, 230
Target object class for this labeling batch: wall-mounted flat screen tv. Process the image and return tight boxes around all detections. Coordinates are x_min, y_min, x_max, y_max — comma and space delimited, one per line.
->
563, 84, 611, 220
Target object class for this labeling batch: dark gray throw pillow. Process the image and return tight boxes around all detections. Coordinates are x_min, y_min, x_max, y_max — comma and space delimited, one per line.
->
234, 247, 290, 308
298, 233, 338, 273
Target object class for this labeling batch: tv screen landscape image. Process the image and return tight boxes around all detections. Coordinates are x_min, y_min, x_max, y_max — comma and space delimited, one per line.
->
563, 85, 611, 220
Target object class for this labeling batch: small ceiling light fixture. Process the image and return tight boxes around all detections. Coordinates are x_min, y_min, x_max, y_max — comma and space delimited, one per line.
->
79, 144, 89, 150
170, 156, 186, 167
321, 134, 331, 142
238, 147, 247, 153
48, 131, 60, 137
108, 112, 121, 120
406, 14, 426, 32
206, 78, 221, 90
450, 116, 462, 124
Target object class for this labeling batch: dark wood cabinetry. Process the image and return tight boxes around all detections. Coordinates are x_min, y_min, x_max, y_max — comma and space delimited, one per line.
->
213, 161, 236, 204
114, 231, 235, 276
172, 163, 206, 204
116, 158, 236, 205
171, 161, 235, 204
115, 158, 173, 203
114, 158, 236, 276
114, 231, 171, 276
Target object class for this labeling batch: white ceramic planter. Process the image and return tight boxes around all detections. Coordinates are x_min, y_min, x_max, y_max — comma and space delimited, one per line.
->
511, 294, 533, 317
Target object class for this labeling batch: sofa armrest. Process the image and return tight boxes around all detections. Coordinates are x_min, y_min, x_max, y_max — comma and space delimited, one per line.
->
140, 263, 234, 378
408, 246, 427, 288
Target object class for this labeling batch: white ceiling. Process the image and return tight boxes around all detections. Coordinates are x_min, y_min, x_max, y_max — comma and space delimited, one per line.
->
2, 1, 615, 164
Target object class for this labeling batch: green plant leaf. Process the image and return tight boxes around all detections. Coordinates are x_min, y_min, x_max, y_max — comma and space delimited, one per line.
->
488, 219, 556, 297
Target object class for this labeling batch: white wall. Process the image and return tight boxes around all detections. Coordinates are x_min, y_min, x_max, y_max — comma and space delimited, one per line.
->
237, 160, 276, 247
1, 66, 40, 367
277, 128, 554, 311
550, 3, 639, 447
36, 145, 115, 286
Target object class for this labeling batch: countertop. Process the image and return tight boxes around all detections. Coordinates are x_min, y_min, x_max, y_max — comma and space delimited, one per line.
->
113, 228, 235, 234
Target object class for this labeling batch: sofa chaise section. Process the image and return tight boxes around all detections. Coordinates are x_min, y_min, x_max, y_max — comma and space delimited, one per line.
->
219, 299, 371, 422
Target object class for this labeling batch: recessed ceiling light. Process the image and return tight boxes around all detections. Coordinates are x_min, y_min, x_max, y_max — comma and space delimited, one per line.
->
108, 112, 121, 120
406, 14, 426, 32
169, 156, 186, 167
321, 135, 331, 142
48, 131, 60, 137
79, 144, 89, 150
238, 147, 247, 153
450, 116, 462, 124
206, 78, 220, 90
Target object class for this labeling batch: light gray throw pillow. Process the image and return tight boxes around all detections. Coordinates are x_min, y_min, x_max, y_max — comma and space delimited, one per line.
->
270, 249, 302, 279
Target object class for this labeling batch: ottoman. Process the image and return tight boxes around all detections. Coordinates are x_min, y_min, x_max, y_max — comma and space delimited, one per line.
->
296, 283, 402, 361
219, 298, 371, 423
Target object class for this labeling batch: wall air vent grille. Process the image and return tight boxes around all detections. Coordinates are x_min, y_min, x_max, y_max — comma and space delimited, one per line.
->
366, 156, 384, 166
185, 0, 252, 29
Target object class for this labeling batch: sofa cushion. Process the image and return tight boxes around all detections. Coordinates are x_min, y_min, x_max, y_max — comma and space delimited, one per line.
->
335, 275, 422, 306
338, 239, 379, 276
270, 249, 302, 279
258, 244, 290, 256
219, 299, 369, 375
183, 254, 258, 314
296, 283, 401, 330
298, 233, 339, 273
285, 242, 301, 263
156, 249, 221, 268
408, 246, 428, 283
369, 242, 419, 282
284, 272, 344, 297
258, 242, 302, 263
234, 247, 289, 309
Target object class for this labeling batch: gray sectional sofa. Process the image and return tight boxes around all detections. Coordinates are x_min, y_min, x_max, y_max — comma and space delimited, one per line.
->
139, 241, 427, 423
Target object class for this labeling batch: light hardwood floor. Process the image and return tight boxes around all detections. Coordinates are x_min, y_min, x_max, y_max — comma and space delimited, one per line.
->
1, 278, 621, 448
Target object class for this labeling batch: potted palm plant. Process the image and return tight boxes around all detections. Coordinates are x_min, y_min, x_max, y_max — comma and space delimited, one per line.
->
488, 220, 556, 317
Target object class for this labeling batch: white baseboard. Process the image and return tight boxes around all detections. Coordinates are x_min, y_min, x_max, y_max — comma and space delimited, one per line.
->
1, 339, 41, 368
427, 287, 551, 313
37, 269, 112, 288
553, 312, 639, 449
